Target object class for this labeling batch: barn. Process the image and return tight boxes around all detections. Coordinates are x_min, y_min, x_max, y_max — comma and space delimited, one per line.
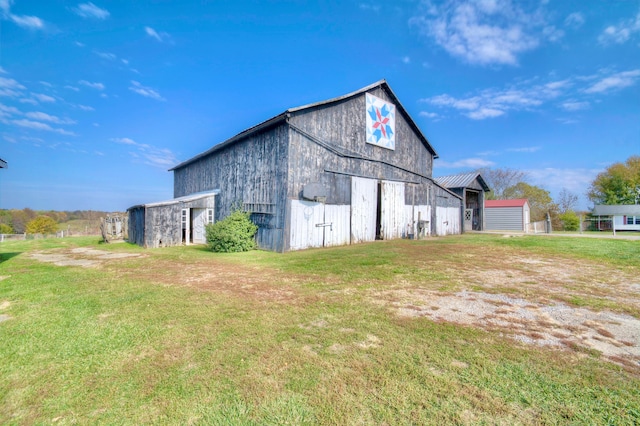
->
435, 172, 490, 231
129, 80, 462, 251
485, 199, 530, 232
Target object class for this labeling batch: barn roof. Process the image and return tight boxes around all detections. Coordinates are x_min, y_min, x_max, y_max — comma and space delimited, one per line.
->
170, 80, 437, 171
485, 199, 528, 208
592, 204, 640, 216
435, 172, 490, 192
128, 189, 220, 210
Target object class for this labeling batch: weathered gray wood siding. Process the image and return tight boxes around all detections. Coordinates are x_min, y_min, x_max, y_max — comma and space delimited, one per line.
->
127, 206, 145, 246
172, 123, 289, 252
485, 207, 524, 231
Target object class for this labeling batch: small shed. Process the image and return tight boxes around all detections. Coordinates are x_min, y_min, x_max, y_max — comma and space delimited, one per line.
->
485, 199, 530, 232
435, 172, 490, 231
592, 204, 640, 231
128, 190, 218, 248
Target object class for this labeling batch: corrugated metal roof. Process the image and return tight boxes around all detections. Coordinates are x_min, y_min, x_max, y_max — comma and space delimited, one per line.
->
592, 204, 640, 216
434, 172, 490, 191
485, 199, 528, 208
170, 80, 438, 171
129, 190, 220, 210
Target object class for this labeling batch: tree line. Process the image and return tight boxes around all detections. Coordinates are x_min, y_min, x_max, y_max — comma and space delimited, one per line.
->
478, 155, 639, 231
0, 209, 112, 234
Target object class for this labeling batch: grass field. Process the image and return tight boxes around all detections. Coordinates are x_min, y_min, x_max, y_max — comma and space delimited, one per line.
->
1, 234, 639, 424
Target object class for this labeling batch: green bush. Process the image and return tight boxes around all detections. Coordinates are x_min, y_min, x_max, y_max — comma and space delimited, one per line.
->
559, 211, 580, 231
205, 209, 258, 252
0, 223, 13, 234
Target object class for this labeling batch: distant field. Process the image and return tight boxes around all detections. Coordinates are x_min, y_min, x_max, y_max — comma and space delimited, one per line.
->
1, 234, 639, 424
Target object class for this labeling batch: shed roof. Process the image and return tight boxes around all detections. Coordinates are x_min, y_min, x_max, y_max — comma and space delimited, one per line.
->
592, 204, 640, 216
435, 172, 490, 192
485, 199, 528, 208
170, 80, 437, 171
128, 190, 220, 210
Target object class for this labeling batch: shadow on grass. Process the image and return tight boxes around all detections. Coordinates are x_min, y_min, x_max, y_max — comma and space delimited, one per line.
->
0, 252, 21, 263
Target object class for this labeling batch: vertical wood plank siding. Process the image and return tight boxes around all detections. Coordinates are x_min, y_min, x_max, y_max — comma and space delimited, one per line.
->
173, 123, 289, 252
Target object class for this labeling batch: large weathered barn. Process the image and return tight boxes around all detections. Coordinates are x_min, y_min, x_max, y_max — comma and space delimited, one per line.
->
129, 80, 462, 251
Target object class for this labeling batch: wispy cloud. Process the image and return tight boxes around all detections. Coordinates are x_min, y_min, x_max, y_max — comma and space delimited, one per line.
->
144, 26, 172, 43
93, 50, 117, 61
598, 10, 640, 45
422, 69, 639, 120
72, 2, 110, 20
564, 12, 584, 29
409, 0, 557, 66
12, 119, 75, 135
0, 76, 26, 97
435, 157, 496, 169
1, 0, 45, 30
507, 146, 541, 153
78, 80, 105, 90
30, 93, 56, 103
25, 111, 75, 125
111, 137, 177, 168
583, 69, 640, 94
129, 81, 165, 101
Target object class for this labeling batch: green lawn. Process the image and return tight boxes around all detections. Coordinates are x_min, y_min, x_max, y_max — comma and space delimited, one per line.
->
1, 235, 639, 424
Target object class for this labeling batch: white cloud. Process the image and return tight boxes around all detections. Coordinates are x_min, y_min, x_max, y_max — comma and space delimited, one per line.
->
435, 157, 496, 169
507, 146, 540, 153
78, 80, 105, 90
12, 119, 75, 135
129, 80, 165, 101
560, 101, 589, 111
31, 93, 56, 103
409, 0, 552, 66
77, 104, 94, 111
419, 111, 440, 119
583, 70, 640, 94
598, 11, 640, 44
402, 56, 411, 64
112, 137, 176, 169
527, 167, 600, 201
65, 85, 80, 91
94, 51, 117, 61
564, 12, 584, 29
72, 2, 110, 19
9, 13, 44, 29
145, 26, 172, 43
25, 111, 75, 125
0, 76, 26, 92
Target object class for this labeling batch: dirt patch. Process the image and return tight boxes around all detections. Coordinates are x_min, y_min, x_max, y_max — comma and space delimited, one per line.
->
375, 289, 640, 366
30, 248, 142, 268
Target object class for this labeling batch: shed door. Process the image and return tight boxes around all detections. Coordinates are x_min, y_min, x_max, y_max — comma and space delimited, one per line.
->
379, 181, 405, 240
351, 177, 378, 243
192, 208, 207, 244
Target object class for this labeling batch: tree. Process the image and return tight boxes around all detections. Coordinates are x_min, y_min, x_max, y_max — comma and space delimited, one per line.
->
503, 182, 558, 223
0, 223, 12, 234
559, 211, 580, 231
557, 188, 579, 213
588, 155, 640, 205
477, 167, 528, 200
25, 215, 59, 234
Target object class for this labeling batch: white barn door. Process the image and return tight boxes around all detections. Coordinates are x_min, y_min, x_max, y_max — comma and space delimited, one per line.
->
191, 208, 207, 244
351, 177, 378, 243
380, 181, 405, 240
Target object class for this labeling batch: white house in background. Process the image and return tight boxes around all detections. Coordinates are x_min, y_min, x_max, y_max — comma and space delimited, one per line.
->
592, 204, 640, 231
484, 199, 530, 232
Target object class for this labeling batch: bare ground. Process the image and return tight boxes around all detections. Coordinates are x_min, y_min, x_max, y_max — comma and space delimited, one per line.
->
27, 243, 640, 370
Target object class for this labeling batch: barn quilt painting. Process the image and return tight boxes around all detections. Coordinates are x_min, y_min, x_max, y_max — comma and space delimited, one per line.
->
366, 93, 396, 150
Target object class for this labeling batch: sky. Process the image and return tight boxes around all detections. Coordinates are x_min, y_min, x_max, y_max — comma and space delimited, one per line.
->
0, 0, 638, 212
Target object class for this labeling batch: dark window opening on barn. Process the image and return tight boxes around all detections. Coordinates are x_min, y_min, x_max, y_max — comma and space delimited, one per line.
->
376, 181, 383, 240
465, 190, 481, 231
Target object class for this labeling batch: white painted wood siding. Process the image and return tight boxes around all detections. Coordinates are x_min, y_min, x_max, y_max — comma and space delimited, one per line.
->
436, 206, 461, 236
351, 177, 377, 243
324, 205, 351, 247
380, 181, 405, 240
404, 205, 431, 237
289, 200, 324, 250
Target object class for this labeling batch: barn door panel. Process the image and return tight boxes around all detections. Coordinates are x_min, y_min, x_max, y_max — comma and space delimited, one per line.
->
289, 200, 324, 250
379, 181, 405, 240
192, 208, 207, 244
351, 177, 377, 243
324, 205, 351, 247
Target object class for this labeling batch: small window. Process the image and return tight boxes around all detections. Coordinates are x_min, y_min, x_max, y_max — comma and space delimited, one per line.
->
635, 216, 640, 225
206, 209, 214, 224
627, 216, 634, 225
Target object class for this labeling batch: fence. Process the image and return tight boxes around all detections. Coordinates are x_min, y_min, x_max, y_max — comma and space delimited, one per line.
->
527, 220, 548, 234
1, 231, 70, 242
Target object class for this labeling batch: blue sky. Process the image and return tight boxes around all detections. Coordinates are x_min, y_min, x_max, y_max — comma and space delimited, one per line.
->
1, 0, 638, 212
